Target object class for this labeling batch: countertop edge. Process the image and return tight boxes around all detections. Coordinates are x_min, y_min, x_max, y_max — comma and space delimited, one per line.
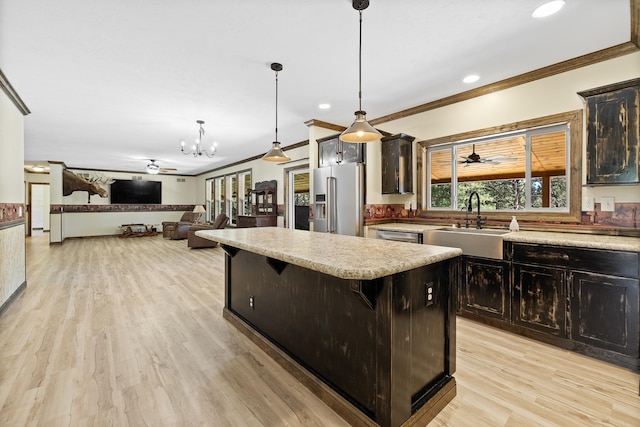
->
196, 229, 462, 280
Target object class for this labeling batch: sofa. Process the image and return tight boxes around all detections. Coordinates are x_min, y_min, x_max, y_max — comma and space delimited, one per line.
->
188, 213, 229, 248
162, 211, 201, 240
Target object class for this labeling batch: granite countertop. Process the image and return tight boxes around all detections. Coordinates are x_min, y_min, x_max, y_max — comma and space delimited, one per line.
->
503, 231, 640, 252
196, 228, 462, 280
367, 222, 640, 252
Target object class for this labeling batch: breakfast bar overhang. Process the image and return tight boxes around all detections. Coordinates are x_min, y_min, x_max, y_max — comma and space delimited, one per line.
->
197, 228, 462, 427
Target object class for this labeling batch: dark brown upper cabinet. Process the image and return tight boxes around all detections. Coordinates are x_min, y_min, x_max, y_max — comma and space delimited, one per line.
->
317, 135, 365, 167
578, 78, 640, 185
381, 133, 415, 194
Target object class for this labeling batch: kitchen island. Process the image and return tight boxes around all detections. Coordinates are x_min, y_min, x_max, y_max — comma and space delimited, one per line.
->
196, 227, 462, 427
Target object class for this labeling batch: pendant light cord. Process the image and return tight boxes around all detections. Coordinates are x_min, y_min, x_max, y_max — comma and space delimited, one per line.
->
358, 9, 363, 112
275, 68, 279, 141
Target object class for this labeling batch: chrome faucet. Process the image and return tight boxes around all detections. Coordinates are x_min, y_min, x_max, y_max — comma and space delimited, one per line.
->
467, 191, 484, 229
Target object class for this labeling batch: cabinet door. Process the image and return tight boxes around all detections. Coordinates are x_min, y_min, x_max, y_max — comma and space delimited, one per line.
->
381, 134, 413, 194
570, 272, 639, 356
513, 263, 566, 336
381, 140, 398, 193
459, 257, 509, 321
319, 138, 365, 166
319, 138, 339, 166
585, 84, 639, 184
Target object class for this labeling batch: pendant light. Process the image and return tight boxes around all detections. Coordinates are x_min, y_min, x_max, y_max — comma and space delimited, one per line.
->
340, 0, 382, 144
262, 63, 291, 162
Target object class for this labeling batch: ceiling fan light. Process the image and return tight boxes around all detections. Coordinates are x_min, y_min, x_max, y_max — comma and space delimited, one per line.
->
146, 163, 160, 174
340, 111, 382, 143
262, 141, 291, 162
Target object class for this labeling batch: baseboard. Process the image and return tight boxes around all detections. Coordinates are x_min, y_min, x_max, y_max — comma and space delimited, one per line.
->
0, 281, 27, 317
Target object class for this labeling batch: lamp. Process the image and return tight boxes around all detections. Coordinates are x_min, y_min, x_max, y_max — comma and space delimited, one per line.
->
262, 63, 291, 162
340, 0, 382, 144
180, 120, 217, 158
192, 205, 206, 224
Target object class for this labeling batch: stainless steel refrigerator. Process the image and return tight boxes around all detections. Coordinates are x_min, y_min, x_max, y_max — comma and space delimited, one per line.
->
313, 162, 364, 236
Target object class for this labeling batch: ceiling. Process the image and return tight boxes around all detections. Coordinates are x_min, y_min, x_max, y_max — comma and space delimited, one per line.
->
1, 0, 632, 176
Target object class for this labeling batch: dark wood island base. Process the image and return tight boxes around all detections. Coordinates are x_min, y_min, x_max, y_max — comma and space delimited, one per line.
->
223, 308, 457, 427
196, 227, 462, 427
196, 228, 461, 426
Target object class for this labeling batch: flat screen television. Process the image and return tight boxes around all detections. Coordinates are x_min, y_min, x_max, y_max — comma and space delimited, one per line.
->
110, 180, 162, 204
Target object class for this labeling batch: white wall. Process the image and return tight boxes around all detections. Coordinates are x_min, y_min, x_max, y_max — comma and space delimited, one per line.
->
51, 168, 198, 238
63, 212, 177, 238
367, 51, 640, 207
62, 169, 197, 205
0, 88, 24, 204
0, 77, 26, 308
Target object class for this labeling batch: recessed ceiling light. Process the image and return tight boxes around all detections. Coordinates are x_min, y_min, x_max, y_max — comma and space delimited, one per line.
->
32, 166, 45, 172
318, 103, 331, 110
463, 74, 480, 84
532, 0, 565, 18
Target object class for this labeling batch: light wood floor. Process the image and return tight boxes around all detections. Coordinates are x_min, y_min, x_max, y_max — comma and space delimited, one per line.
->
0, 233, 638, 426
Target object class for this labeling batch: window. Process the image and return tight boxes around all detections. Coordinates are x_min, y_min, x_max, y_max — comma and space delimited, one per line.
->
207, 170, 252, 226
418, 111, 582, 222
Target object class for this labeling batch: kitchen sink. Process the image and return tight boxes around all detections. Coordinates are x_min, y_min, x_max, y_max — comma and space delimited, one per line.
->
423, 227, 510, 260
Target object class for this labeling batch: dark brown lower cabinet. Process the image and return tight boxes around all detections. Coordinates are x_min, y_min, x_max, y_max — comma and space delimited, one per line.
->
512, 263, 566, 337
570, 271, 639, 356
459, 257, 510, 322
458, 242, 640, 370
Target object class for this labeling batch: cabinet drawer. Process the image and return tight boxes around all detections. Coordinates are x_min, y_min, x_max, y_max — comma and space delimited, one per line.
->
512, 243, 639, 278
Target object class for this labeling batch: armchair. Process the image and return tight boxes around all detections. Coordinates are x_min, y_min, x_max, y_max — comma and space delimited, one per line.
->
188, 213, 229, 248
162, 211, 200, 239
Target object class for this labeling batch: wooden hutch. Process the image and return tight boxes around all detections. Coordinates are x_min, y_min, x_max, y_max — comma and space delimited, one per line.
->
237, 180, 277, 228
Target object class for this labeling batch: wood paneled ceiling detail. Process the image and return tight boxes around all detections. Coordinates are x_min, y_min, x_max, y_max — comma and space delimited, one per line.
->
431, 132, 566, 184
293, 172, 309, 194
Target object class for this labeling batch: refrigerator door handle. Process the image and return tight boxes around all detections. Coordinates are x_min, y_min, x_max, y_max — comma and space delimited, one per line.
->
327, 176, 337, 233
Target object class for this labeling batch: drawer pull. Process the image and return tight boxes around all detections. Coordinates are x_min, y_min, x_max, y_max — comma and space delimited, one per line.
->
561, 254, 569, 261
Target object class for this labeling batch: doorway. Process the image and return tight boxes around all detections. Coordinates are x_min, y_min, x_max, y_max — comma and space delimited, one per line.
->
286, 168, 310, 230
28, 183, 50, 236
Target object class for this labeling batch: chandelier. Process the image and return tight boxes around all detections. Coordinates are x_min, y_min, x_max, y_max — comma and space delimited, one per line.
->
180, 120, 217, 158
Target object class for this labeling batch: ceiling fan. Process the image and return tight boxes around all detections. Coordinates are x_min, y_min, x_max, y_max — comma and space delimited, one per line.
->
146, 159, 177, 175
458, 144, 517, 166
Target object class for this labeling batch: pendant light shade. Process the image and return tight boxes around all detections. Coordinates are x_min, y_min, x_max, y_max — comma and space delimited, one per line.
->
262, 63, 291, 162
340, 110, 381, 143
263, 141, 290, 162
340, 0, 382, 144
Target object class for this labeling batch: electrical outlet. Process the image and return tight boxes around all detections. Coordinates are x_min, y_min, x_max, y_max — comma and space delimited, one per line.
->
249, 296, 255, 309
600, 196, 615, 212
425, 282, 434, 307
581, 196, 595, 211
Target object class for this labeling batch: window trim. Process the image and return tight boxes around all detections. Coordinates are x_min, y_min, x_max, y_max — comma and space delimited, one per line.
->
417, 110, 582, 223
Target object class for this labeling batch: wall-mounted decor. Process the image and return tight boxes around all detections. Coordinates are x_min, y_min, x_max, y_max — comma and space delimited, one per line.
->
578, 78, 640, 185
62, 169, 113, 203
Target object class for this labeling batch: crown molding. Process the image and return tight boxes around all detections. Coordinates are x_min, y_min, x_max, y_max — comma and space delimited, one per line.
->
370, 42, 639, 126
0, 68, 30, 116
